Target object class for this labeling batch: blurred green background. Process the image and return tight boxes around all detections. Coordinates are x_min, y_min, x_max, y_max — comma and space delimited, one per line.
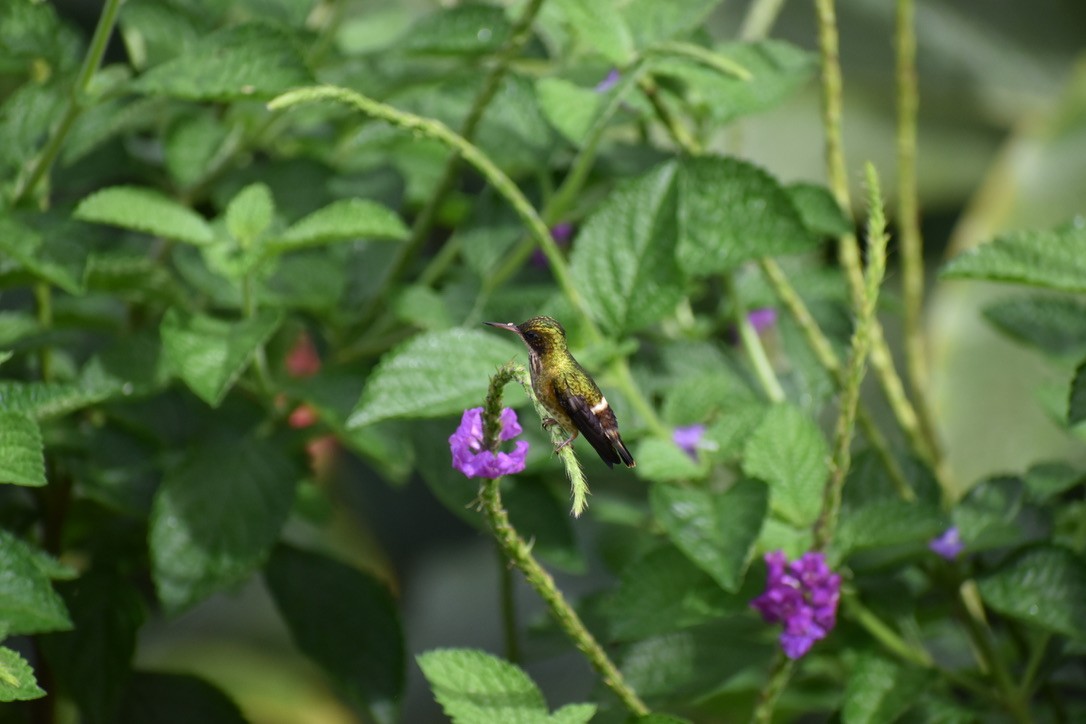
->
42, 0, 1086, 721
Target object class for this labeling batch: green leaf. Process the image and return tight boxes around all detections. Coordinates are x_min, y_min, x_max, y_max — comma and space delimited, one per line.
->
553, 0, 634, 64
834, 500, 945, 558
551, 703, 597, 724
953, 477, 1044, 552
787, 182, 852, 237
604, 545, 744, 640
651, 479, 768, 592
0, 380, 112, 420
0, 214, 86, 294
165, 111, 230, 190
418, 648, 592, 724
160, 308, 282, 407
265, 545, 404, 722
676, 156, 816, 275
133, 23, 313, 101
0, 647, 45, 702
118, 672, 246, 724
983, 295, 1086, 359
0, 530, 72, 635
347, 328, 522, 428
651, 40, 816, 125
1070, 358, 1086, 428
621, 0, 719, 48
941, 224, 1086, 292
535, 77, 604, 146
273, 199, 409, 251
742, 404, 828, 526
74, 186, 214, 246
570, 161, 686, 335
400, 4, 511, 56
842, 652, 930, 724
977, 545, 1086, 639
149, 437, 300, 613
0, 411, 45, 486
224, 182, 274, 246
0, 312, 40, 347
40, 570, 146, 724
633, 437, 708, 482
1024, 461, 1085, 502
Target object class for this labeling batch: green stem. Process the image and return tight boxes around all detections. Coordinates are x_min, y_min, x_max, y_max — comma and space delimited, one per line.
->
33, 283, 53, 382
279, 85, 669, 440
844, 594, 932, 668
480, 371, 647, 714
894, 0, 943, 466
480, 476, 647, 715
475, 64, 649, 297
725, 275, 785, 403
497, 546, 521, 664
1019, 633, 1051, 699
639, 76, 703, 154
272, 85, 596, 334
751, 653, 795, 724
813, 0, 940, 481
11, 0, 123, 207
356, 0, 546, 329
957, 586, 1033, 724
740, 0, 790, 41
757, 259, 913, 500
814, 163, 888, 551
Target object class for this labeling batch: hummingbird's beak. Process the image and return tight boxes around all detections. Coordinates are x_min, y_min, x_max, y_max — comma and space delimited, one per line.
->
484, 322, 520, 335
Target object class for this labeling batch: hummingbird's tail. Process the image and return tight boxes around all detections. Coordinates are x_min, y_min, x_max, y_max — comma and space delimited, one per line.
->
613, 435, 635, 468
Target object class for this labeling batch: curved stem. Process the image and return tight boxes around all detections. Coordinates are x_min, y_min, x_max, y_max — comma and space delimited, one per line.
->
725, 275, 785, 403
355, 0, 547, 330
11, 0, 123, 207
740, 0, 790, 41
480, 368, 648, 714
277, 85, 669, 440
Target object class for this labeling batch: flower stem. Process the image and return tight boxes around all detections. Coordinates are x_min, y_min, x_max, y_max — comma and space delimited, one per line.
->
895, 0, 943, 466
480, 366, 647, 715
358, 0, 547, 326
751, 653, 794, 724
272, 86, 593, 337
814, 163, 888, 551
725, 274, 785, 403
11, 0, 123, 207
497, 545, 521, 664
812, 0, 941, 477
757, 259, 913, 500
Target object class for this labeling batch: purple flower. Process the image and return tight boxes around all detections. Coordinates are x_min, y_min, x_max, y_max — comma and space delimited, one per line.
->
595, 69, 620, 93
748, 307, 777, 333
673, 424, 706, 460
449, 407, 529, 479
929, 527, 964, 560
751, 550, 841, 659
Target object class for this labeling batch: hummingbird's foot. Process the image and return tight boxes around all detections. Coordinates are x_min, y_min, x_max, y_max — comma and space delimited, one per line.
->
541, 417, 559, 429
553, 432, 578, 453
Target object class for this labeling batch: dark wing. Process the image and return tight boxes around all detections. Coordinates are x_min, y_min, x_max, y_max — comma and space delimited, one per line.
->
554, 386, 623, 468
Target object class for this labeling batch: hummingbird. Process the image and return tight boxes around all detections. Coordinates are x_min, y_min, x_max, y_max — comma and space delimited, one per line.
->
485, 316, 635, 469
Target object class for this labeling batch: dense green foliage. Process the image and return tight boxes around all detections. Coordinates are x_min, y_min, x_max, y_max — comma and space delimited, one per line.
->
2, 1, 1085, 723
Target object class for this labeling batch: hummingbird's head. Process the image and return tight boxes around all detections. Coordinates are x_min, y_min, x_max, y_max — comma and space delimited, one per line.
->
485, 316, 568, 356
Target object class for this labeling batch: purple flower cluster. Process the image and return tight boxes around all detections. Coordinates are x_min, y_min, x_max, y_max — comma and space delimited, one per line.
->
751, 550, 841, 659
449, 407, 529, 479
929, 527, 964, 560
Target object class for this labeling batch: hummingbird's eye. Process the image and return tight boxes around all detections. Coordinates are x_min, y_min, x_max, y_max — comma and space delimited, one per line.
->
523, 331, 539, 343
